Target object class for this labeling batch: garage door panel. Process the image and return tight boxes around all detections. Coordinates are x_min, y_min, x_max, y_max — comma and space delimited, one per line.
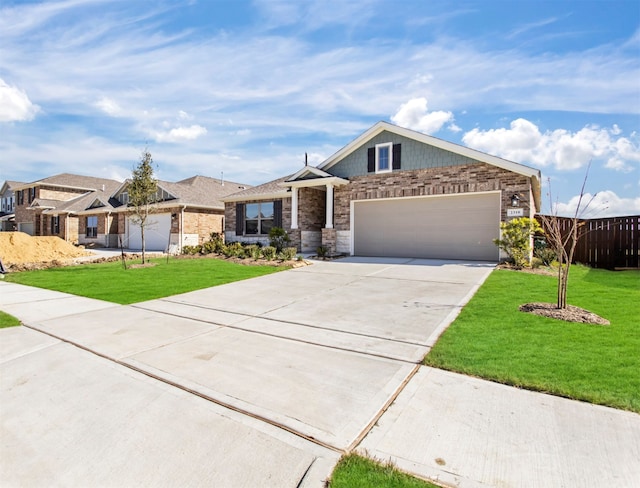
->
354, 193, 499, 261
127, 213, 171, 251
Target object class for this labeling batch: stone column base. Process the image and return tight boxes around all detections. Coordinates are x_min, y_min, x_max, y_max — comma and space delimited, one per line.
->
288, 229, 301, 252
321, 228, 337, 254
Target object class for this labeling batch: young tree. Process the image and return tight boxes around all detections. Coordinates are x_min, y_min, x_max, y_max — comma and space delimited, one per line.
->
129, 149, 158, 264
538, 165, 597, 309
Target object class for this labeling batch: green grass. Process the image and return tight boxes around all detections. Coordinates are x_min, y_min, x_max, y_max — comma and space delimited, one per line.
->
4, 257, 286, 305
424, 266, 640, 412
0, 310, 21, 328
329, 454, 438, 488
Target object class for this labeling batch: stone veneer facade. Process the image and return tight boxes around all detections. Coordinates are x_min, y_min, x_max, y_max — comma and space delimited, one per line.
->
333, 162, 532, 232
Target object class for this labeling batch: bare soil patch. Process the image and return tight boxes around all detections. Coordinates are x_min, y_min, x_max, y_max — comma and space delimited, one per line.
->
0, 232, 91, 268
520, 302, 610, 325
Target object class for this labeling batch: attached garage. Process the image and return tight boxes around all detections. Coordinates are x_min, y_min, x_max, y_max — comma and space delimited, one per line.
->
127, 213, 171, 251
353, 192, 500, 261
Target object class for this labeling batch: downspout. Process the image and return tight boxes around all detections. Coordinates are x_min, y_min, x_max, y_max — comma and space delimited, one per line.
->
65, 214, 69, 242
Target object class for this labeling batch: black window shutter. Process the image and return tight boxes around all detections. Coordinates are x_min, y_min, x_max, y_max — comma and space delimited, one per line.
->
392, 144, 402, 170
274, 200, 283, 228
235, 203, 245, 236
367, 147, 375, 172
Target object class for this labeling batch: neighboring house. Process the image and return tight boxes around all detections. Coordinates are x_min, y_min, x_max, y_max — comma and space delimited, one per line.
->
105, 175, 249, 251
0, 180, 23, 231
9, 173, 250, 252
223, 121, 541, 261
12, 174, 120, 240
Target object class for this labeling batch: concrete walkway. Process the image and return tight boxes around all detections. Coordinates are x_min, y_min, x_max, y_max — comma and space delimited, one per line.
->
1, 258, 639, 487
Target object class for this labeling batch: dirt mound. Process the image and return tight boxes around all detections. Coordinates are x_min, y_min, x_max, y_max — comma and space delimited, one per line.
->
0, 232, 91, 266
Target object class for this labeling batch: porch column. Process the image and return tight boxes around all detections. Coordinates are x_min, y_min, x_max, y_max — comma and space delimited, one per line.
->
291, 187, 299, 229
325, 183, 334, 229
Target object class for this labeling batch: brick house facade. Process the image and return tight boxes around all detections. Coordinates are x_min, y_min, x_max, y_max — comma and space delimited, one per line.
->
8, 174, 250, 253
224, 121, 541, 261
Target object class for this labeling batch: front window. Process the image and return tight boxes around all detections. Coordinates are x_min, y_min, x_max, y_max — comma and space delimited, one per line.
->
245, 202, 274, 235
376, 142, 393, 173
86, 216, 98, 238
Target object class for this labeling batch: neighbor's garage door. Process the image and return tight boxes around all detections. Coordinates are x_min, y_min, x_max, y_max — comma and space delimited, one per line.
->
18, 222, 35, 236
354, 193, 500, 261
127, 213, 171, 251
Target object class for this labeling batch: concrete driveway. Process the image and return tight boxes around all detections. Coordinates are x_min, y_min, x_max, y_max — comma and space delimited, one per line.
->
4, 257, 638, 487
1, 257, 493, 486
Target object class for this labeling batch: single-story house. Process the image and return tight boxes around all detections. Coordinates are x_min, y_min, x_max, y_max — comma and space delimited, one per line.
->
10, 173, 250, 252
223, 121, 541, 261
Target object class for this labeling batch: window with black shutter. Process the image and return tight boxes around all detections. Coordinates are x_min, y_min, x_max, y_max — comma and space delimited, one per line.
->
235, 203, 245, 236
273, 200, 283, 228
392, 143, 402, 170
368, 143, 401, 173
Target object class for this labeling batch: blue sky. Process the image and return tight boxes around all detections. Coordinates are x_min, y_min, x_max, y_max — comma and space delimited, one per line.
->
1, 0, 639, 216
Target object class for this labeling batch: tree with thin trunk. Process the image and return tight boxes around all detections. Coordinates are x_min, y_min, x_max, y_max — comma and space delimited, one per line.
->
128, 149, 158, 264
538, 164, 597, 309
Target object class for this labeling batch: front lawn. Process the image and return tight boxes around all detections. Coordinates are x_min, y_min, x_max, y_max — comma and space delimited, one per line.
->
329, 454, 438, 488
0, 310, 21, 328
424, 266, 640, 412
4, 257, 286, 304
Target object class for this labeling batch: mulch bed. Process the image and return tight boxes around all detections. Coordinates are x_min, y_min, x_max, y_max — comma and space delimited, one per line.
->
519, 302, 610, 325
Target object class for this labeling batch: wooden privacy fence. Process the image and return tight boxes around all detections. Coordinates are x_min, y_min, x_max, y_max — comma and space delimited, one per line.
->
537, 215, 640, 270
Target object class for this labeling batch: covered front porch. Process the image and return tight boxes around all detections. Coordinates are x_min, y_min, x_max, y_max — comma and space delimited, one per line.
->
281, 167, 348, 254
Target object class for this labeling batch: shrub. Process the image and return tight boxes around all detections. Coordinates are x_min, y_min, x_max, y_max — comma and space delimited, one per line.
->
201, 240, 217, 254
493, 217, 542, 268
279, 247, 297, 261
223, 242, 245, 258
245, 244, 262, 260
262, 246, 277, 261
531, 257, 544, 268
269, 227, 290, 252
182, 245, 202, 255
534, 240, 557, 266
209, 232, 226, 253
317, 246, 328, 258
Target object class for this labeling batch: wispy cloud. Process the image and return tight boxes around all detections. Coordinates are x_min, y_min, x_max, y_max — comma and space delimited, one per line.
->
505, 15, 564, 40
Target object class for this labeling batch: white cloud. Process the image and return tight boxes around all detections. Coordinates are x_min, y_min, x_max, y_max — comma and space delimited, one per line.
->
95, 96, 122, 116
0, 78, 39, 122
152, 124, 208, 143
462, 118, 640, 172
553, 190, 640, 218
390, 97, 454, 134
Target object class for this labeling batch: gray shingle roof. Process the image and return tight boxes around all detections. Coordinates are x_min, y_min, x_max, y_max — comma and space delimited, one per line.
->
221, 175, 292, 202
16, 173, 120, 191
157, 175, 251, 208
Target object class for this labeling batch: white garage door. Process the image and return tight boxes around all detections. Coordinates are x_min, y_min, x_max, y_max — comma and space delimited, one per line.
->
127, 213, 171, 251
354, 192, 500, 261
18, 222, 35, 236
